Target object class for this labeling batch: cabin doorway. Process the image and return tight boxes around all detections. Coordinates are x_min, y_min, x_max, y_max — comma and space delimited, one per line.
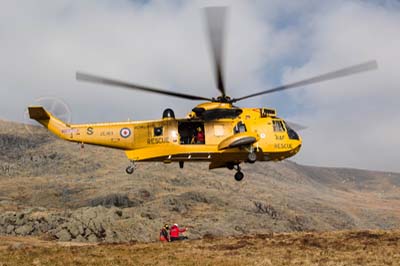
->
178, 121, 205, 144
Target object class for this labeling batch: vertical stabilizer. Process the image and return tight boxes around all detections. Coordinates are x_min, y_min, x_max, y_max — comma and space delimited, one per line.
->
28, 106, 69, 139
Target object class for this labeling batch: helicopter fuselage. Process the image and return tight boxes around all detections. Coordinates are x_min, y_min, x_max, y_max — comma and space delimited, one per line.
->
28, 105, 301, 170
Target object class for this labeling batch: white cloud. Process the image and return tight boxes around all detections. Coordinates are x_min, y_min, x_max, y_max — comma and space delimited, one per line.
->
0, 0, 271, 123
284, 1, 400, 172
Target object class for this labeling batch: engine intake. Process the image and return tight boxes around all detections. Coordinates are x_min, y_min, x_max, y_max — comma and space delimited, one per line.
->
162, 108, 175, 119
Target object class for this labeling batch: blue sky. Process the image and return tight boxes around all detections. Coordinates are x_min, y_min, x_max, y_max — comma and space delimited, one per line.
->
1, 0, 399, 172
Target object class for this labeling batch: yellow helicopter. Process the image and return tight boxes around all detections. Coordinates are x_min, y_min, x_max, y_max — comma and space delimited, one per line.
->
28, 7, 377, 181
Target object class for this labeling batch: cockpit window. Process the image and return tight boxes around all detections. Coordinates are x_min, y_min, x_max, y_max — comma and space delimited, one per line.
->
273, 120, 285, 132
284, 122, 300, 140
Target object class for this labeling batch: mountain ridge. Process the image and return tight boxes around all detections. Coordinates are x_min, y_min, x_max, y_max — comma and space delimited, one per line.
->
1, 119, 400, 242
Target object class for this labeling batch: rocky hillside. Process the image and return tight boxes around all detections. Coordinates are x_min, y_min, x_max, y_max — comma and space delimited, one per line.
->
1, 120, 400, 243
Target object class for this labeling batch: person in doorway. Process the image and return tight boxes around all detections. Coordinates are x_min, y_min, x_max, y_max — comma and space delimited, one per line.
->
159, 224, 170, 242
169, 224, 188, 241
195, 127, 205, 144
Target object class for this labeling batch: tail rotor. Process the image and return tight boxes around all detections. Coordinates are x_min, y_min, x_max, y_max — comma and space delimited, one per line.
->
24, 97, 72, 135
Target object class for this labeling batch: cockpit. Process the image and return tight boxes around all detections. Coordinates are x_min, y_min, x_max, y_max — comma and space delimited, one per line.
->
284, 121, 300, 140
272, 119, 300, 140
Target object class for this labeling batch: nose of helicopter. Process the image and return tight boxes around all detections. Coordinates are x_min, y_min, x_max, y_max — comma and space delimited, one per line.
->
291, 137, 302, 156
287, 128, 302, 156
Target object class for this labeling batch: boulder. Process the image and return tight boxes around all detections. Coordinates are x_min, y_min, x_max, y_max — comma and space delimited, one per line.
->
89, 193, 141, 208
78, 224, 85, 235
15, 215, 27, 226
87, 233, 99, 243
4, 212, 17, 224
72, 235, 86, 242
15, 224, 34, 235
55, 229, 72, 241
104, 229, 119, 243
6, 225, 15, 234
36, 221, 51, 233
66, 223, 81, 238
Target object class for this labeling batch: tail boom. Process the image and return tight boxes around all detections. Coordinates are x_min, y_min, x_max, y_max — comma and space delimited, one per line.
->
28, 106, 134, 149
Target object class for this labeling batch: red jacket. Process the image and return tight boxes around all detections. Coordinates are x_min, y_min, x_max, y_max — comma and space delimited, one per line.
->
196, 132, 205, 143
170, 225, 186, 238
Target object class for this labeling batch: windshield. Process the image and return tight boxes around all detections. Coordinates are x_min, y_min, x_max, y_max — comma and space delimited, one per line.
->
284, 121, 300, 140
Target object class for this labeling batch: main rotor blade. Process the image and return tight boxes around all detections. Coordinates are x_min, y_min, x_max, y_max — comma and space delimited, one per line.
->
76, 72, 212, 101
286, 120, 308, 131
232, 60, 378, 102
204, 6, 228, 97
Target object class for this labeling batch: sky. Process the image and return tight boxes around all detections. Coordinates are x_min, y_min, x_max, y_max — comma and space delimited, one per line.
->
1, 0, 400, 172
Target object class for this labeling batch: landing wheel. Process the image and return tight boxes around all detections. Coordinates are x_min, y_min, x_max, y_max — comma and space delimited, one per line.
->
227, 163, 234, 170
126, 166, 134, 174
248, 152, 257, 163
234, 171, 244, 181
179, 161, 184, 169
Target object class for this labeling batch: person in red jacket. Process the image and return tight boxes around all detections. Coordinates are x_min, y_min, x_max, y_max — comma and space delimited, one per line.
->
195, 127, 205, 144
159, 224, 170, 242
169, 224, 188, 241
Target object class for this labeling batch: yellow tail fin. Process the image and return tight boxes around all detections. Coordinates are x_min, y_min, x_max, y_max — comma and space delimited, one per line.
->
28, 106, 50, 121
28, 106, 69, 139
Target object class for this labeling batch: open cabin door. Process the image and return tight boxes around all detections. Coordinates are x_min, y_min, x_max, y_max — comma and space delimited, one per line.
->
178, 121, 205, 144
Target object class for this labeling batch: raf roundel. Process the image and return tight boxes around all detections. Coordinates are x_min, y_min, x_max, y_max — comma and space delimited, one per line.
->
120, 128, 131, 138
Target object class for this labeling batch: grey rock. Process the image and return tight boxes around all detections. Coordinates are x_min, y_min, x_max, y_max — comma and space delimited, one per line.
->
79, 207, 98, 220
6, 225, 15, 234
4, 212, 17, 224
15, 215, 27, 226
105, 229, 119, 243
113, 209, 124, 219
37, 222, 50, 233
78, 224, 85, 235
72, 235, 86, 242
165, 197, 188, 214
56, 229, 72, 241
181, 191, 209, 203
67, 223, 80, 237
15, 224, 34, 235
87, 234, 99, 243
141, 212, 156, 220
89, 193, 142, 208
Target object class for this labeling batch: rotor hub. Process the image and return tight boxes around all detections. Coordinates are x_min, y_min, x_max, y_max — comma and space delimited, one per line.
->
212, 95, 232, 103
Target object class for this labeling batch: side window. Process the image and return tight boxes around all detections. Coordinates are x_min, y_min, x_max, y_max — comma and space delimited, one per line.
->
154, 127, 163, 136
273, 120, 285, 132
260, 108, 267, 118
234, 121, 247, 134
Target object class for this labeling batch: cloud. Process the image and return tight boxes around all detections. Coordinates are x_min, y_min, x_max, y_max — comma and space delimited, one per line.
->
1, 0, 399, 172
0, 0, 270, 123
283, 1, 400, 172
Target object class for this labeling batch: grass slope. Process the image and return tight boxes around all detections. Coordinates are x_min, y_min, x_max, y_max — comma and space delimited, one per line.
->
1, 230, 400, 266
